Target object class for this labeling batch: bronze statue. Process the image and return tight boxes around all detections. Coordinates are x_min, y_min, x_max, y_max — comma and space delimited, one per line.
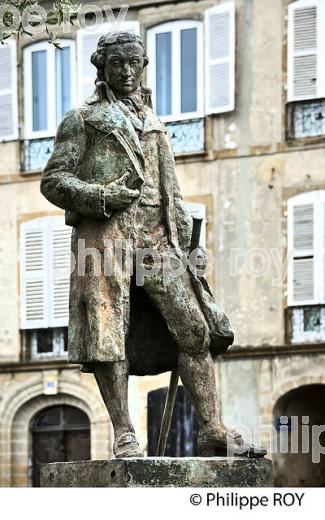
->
41, 32, 266, 459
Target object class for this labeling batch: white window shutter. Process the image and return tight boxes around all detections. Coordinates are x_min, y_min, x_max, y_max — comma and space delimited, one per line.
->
77, 21, 140, 104
20, 218, 49, 329
287, 0, 325, 101
20, 216, 72, 329
0, 39, 18, 141
287, 194, 318, 305
204, 1, 235, 114
48, 217, 72, 327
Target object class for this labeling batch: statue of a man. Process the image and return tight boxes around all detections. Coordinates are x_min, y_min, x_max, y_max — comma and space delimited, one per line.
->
41, 32, 265, 459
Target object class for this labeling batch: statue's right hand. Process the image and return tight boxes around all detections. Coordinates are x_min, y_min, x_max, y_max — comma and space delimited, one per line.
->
104, 182, 140, 210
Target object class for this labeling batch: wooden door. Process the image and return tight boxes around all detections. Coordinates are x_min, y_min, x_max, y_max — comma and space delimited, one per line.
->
31, 405, 90, 486
147, 386, 198, 457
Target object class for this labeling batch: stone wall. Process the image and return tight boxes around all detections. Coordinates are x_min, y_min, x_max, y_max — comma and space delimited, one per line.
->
0, 367, 111, 486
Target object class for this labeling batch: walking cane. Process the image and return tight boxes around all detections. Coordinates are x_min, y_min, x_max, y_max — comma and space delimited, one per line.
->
157, 216, 203, 457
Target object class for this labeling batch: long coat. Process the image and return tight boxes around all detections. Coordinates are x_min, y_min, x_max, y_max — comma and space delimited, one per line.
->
41, 97, 234, 375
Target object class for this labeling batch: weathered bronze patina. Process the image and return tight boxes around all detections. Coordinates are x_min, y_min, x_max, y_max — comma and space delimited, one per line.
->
41, 32, 266, 459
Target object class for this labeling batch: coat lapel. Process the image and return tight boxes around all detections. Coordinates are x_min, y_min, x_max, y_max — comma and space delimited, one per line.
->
85, 101, 144, 160
85, 101, 166, 146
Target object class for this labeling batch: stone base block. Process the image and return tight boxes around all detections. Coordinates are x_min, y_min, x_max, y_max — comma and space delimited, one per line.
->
41, 457, 273, 487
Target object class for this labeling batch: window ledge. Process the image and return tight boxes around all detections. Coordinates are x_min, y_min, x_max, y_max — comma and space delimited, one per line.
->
20, 169, 42, 177
220, 343, 325, 359
175, 150, 209, 162
0, 359, 79, 373
286, 136, 325, 147
0, 139, 18, 145
2, 343, 325, 370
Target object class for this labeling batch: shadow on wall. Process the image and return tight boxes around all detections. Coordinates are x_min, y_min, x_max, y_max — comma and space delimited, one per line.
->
273, 384, 325, 487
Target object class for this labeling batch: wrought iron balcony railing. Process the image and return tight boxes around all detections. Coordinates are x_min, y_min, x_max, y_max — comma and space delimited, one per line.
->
21, 327, 68, 361
285, 305, 325, 344
21, 118, 205, 173
287, 99, 325, 140
165, 118, 205, 154
21, 137, 55, 172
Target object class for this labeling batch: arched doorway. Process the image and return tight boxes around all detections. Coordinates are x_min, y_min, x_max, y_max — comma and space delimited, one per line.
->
31, 405, 90, 486
273, 384, 325, 486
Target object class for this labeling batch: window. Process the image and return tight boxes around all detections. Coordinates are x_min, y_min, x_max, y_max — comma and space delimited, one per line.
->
287, 0, 325, 139
287, 190, 325, 343
24, 40, 76, 139
147, 20, 203, 121
147, 2, 235, 123
22, 23, 140, 170
20, 216, 72, 329
0, 38, 18, 141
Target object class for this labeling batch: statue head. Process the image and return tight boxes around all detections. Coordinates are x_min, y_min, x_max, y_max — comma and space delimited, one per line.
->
91, 32, 149, 98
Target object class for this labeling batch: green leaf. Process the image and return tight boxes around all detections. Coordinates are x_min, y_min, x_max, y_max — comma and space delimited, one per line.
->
0, 33, 12, 44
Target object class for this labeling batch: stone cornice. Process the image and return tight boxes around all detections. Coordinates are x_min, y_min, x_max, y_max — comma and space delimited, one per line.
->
221, 343, 325, 359
1, 343, 325, 372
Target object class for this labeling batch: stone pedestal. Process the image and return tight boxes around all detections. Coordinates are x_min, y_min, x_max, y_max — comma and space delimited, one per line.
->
41, 457, 273, 487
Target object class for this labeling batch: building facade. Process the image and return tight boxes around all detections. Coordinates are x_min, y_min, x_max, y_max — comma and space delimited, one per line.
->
0, 0, 325, 486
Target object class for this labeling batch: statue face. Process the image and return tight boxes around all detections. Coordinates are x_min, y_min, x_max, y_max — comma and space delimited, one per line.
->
104, 42, 144, 97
